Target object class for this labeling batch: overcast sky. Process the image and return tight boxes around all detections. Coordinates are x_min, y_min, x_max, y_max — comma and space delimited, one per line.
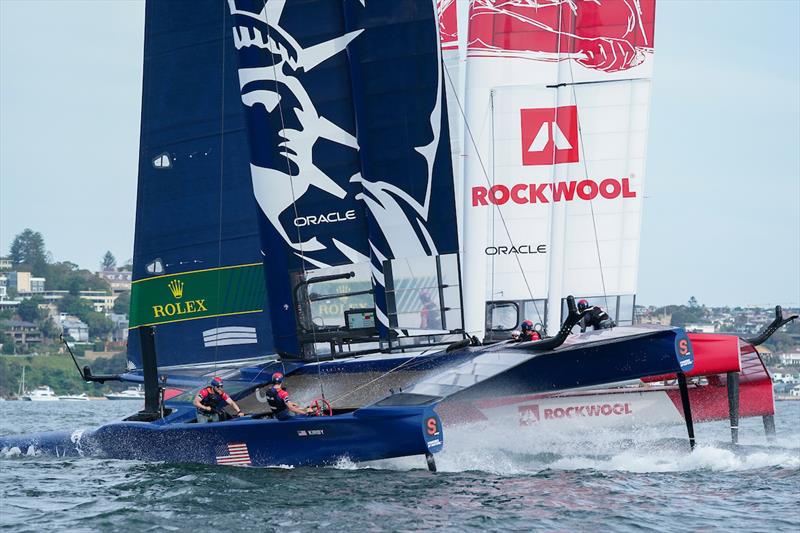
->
1, 1, 798, 307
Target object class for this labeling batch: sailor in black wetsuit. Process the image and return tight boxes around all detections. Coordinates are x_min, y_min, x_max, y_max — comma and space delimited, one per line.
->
577, 299, 615, 332
265, 372, 314, 421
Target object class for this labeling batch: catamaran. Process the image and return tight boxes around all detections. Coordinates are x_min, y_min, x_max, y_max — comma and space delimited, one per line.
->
2, 0, 791, 467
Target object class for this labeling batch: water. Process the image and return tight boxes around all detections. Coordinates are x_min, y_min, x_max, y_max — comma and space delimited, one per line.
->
1, 401, 798, 532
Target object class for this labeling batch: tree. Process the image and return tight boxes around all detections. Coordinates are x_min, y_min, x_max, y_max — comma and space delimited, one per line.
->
39, 317, 60, 340
113, 291, 131, 315
57, 294, 93, 317
17, 297, 45, 323
101, 251, 117, 271
85, 312, 113, 339
9, 229, 48, 276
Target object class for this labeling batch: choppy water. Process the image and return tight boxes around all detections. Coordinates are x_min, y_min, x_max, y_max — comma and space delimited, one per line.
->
1, 401, 798, 532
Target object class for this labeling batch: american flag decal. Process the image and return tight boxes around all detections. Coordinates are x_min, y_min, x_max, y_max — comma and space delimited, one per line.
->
215, 442, 251, 466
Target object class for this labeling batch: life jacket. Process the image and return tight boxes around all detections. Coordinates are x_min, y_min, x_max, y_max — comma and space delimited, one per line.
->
265, 386, 288, 414
519, 330, 541, 342
584, 307, 614, 330
198, 387, 226, 412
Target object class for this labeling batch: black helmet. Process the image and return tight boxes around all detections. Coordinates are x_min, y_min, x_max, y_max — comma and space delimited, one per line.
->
577, 299, 589, 312
520, 320, 534, 332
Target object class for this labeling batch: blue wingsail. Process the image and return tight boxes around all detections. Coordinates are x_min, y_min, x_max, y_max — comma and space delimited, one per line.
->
228, 0, 460, 355
127, 0, 275, 370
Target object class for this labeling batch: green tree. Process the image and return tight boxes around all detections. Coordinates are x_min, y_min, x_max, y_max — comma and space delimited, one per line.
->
101, 251, 117, 271
57, 294, 93, 317
113, 291, 131, 315
39, 317, 60, 339
42, 261, 79, 290
9, 229, 48, 276
17, 296, 45, 323
68, 277, 82, 296
85, 312, 113, 339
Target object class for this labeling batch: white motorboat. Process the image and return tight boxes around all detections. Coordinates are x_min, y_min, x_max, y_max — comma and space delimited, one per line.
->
105, 386, 145, 401
22, 386, 59, 402
59, 393, 90, 401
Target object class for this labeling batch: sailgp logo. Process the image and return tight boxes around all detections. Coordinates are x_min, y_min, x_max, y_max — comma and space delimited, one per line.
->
520, 106, 579, 166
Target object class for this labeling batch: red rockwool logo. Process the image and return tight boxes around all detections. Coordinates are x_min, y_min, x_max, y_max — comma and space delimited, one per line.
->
520, 106, 579, 166
518, 402, 633, 425
472, 178, 636, 206
518, 404, 540, 426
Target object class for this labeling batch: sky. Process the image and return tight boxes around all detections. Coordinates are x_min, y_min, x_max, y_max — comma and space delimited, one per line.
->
0, 0, 798, 308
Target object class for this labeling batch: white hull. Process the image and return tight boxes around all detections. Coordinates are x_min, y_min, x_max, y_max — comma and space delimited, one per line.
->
22, 386, 59, 402
105, 387, 145, 401
59, 394, 90, 401
22, 396, 60, 402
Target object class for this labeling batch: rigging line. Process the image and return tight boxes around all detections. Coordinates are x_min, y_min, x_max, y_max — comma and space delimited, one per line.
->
327, 349, 449, 405
441, 61, 544, 327
213, 0, 228, 377
489, 91, 496, 305
262, 3, 326, 400
566, 59, 612, 319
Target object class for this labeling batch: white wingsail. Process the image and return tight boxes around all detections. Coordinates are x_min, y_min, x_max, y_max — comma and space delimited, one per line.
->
458, 0, 656, 337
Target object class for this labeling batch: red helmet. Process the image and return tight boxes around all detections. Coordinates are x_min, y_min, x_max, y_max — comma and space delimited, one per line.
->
210, 376, 223, 388
577, 299, 589, 312
271, 372, 284, 384
520, 320, 534, 332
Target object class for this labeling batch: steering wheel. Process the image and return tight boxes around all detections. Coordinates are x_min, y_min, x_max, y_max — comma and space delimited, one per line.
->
308, 397, 333, 417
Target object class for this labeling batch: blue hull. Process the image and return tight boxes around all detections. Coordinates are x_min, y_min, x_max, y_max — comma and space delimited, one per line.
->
0, 405, 443, 467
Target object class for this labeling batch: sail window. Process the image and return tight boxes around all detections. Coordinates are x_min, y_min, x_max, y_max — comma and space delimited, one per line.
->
487, 302, 518, 332
145, 259, 164, 275
151, 153, 172, 169
562, 295, 636, 327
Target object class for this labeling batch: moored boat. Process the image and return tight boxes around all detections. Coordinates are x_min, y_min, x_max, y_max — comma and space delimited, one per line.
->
105, 387, 145, 401
59, 393, 90, 401
22, 386, 59, 402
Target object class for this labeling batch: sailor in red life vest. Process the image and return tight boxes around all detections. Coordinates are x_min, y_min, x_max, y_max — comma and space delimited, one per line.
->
577, 299, 615, 332
419, 291, 440, 329
515, 320, 542, 342
265, 373, 314, 421
193, 377, 244, 423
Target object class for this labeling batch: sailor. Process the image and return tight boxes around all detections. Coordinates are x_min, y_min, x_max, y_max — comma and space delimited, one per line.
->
419, 291, 440, 329
516, 320, 542, 342
577, 299, 615, 332
265, 372, 314, 421
193, 377, 244, 423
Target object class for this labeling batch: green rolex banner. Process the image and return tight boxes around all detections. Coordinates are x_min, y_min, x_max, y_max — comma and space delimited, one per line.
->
129, 263, 266, 329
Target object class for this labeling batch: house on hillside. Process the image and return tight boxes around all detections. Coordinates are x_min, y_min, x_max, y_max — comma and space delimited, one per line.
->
61, 316, 89, 343
108, 313, 129, 342
1, 319, 43, 350
97, 271, 132, 294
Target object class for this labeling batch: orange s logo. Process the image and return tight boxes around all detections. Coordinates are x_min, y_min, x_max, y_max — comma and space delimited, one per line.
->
426, 418, 438, 436
679, 339, 689, 355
